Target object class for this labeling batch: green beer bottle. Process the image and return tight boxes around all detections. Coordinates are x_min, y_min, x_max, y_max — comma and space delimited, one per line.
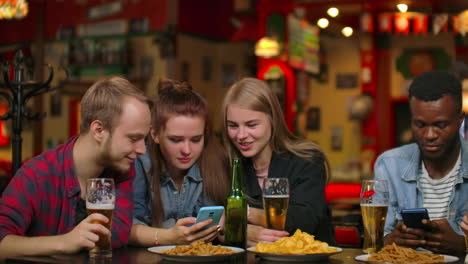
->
224, 158, 247, 248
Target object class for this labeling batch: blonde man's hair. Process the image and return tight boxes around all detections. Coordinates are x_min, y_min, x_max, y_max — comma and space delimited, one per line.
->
80, 76, 150, 134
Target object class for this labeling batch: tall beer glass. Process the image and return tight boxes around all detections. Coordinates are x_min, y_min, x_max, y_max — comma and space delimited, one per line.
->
262, 178, 289, 230
86, 178, 115, 258
360, 180, 389, 254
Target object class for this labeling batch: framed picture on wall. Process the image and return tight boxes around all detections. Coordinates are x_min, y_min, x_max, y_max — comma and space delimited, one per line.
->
306, 107, 320, 131
336, 73, 358, 89
222, 64, 237, 88
331, 126, 343, 151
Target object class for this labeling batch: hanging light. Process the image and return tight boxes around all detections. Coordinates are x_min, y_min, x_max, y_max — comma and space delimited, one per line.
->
0, 0, 28, 19
254, 37, 280, 58
396, 3, 408, 13
327, 7, 339, 18
342, 27, 353, 37
317, 18, 329, 29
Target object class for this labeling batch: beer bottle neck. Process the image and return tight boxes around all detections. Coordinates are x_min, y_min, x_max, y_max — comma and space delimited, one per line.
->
230, 159, 243, 196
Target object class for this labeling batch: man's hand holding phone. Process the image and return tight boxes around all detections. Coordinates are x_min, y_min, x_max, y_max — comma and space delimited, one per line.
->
384, 208, 430, 248
401, 208, 431, 231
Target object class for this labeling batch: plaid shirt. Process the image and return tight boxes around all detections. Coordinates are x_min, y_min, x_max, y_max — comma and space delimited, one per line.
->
0, 136, 134, 248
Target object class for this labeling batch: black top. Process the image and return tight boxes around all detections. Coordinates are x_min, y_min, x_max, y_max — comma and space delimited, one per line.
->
243, 151, 335, 245
75, 199, 87, 225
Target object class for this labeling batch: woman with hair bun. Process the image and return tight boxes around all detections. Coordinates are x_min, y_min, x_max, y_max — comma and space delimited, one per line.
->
130, 79, 230, 246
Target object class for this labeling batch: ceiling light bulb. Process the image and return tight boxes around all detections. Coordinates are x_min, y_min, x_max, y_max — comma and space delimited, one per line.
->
342, 27, 353, 37
397, 3, 408, 13
317, 18, 329, 28
327, 7, 339, 17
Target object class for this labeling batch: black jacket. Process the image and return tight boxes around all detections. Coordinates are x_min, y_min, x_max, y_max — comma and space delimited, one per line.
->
243, 151, 335, 245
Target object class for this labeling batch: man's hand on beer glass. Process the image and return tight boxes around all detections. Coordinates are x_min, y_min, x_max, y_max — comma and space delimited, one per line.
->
167, 217, 219, 245
422, 219, 465, 255
246, 224, 289, 247
460, 214, 468, 235
61, 213, 110, 254
384, 222, 426, 249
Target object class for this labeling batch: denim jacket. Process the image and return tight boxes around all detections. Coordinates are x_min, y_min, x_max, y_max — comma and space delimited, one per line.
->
133, 152, 215, 229
374, 138, 468, 235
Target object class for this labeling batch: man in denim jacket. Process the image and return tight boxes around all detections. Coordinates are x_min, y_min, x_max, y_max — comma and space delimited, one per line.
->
374, 71, 468, 255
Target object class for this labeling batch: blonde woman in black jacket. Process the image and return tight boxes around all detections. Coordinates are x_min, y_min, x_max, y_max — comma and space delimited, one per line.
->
221, 77, 334, 247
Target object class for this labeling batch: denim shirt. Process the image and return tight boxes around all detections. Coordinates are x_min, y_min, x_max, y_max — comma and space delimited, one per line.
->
133, 152, 215, 229
374, 138, 468, 236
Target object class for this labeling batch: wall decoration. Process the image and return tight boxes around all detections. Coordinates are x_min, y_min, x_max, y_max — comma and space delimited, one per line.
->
396, 48, 451, 79
222, 64, 237, 88
50, 93, 62, 117
288, 15, 320, 74
348, 94, 374, 120
87, 1, 122, 20
264, 66, 286, 112
202, 56, 212, 81
140, 56, 153, 80
56, 26, 75, 40
306, 107, 320, 131
129, 18, 149, 33
331, 126, 343, 151
336, 73, 358, 89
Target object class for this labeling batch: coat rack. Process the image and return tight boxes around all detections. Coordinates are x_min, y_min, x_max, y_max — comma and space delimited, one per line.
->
0, 49, 61, 176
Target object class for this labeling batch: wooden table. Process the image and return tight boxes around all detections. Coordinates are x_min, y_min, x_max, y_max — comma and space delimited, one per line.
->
3, 248, 365, 264
5, 247, 465, 264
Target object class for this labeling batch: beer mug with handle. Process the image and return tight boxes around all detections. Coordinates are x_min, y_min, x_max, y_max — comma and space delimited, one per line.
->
86, 178, 115, 259
262, 178, 289, 231
360, 180, 389, 254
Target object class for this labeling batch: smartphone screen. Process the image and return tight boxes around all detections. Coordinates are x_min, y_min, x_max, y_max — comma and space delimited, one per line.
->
401, 208, 430, 230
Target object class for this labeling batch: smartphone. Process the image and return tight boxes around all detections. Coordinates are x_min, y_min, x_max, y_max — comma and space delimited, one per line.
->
401, 208, 430, 230
193, 206, 224, 230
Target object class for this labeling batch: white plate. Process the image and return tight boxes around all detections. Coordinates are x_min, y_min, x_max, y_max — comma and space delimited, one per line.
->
247, 246, 343, 262
354, 253, 459, 263
147, 245, 245, 262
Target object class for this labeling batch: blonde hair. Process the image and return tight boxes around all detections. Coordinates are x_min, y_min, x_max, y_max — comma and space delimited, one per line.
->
80, 76, 150, 134
221, 77, 330, 177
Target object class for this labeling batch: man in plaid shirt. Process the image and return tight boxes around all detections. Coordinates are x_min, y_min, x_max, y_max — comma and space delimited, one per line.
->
0, 77, 151, 259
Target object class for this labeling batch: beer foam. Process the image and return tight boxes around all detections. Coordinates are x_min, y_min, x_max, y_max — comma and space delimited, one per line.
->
263, 195, 289, 198
86, 202, 115, 210
360, 204, 387, 207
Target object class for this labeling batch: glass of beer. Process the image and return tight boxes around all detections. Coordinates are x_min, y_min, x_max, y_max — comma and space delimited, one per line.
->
86, 178, 115, 259
262, 178, 289, 230
360, 180, 389, 254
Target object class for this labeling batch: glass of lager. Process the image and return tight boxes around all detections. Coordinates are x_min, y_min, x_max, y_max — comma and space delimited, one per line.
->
360, 180, 389, 254
86, 178, 115, 259
262, 178, 289, 230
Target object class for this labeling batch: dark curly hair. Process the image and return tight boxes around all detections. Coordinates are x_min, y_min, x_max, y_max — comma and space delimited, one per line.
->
409, 70, 462, 113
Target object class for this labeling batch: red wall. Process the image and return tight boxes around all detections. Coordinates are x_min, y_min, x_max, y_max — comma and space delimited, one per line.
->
0, 0, 244, 44
0, 0, 168, 43
178, 0, 236, 40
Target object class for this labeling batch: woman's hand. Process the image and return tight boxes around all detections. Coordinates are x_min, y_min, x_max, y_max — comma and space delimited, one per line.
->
165, 217, 220, 245
248, 207, 266, 227
247, 224, 288, 247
